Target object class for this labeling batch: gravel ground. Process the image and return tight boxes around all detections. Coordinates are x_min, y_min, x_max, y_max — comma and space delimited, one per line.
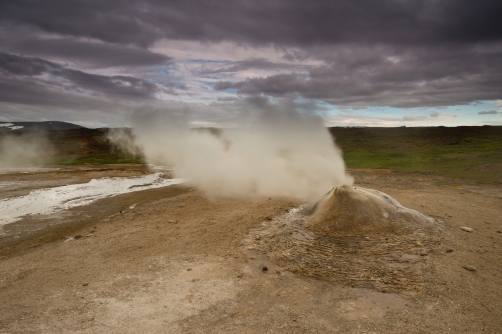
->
0, 167, 501, 333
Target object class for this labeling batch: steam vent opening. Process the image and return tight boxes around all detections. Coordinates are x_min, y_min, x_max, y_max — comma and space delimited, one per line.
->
243, 185, 442, 297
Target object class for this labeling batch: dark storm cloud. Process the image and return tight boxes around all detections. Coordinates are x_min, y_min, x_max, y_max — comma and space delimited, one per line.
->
215, 44, 502, 108
0, 68, 184, 127
0, 52, 160, 99
1, 0, 502, 123
0, 34, 173, 68
478, 110, 498, 115
0, 75, 120, 110
0, 49, 186, 126
1, 0, 501, 47
0, 52, 57, 76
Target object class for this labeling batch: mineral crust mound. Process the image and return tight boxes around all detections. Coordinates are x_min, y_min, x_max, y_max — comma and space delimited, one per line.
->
243, 185, 442, 295
302, 185, 434, 236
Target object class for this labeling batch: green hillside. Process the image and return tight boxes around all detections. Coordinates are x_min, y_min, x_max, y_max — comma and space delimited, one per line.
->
331, 126, 502, 182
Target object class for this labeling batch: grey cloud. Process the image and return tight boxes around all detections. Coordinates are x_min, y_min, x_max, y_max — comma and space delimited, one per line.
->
430, 112, 440, 117
59, 69, 158, 99
215, 73, 303, 96
281, 53, 296, 62
0, 0, 501, 126
0, 34, 173, 68
0, 52, 179, 100
478, 110, 498, 115
215, 45, 502, 108
216, 96, 239, 102
1, 0, 501, 48
281, 51, 311, 62
0, 52, 189, 125
199, 58, 310, 75
213, 81, 238, 91
0, 75, 123, 110
0, 85, 186, 127
0, 52, 58, 76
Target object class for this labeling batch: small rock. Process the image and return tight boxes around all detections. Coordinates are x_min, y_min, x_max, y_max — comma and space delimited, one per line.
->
82, 282, 89, 286
262, 265, 268, 272
168, 220, 178, 224
74, 235, 82, 240
236, 273, 243, 278
460, 226, 473, 232
463, 265, 477, 272
497, 230, 501, 233
446, 248, 454, 253
265, 216, 272, 221
187, 268, 192, 271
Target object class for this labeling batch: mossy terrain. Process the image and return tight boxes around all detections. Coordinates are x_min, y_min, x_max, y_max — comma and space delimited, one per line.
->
331, 126, 502, 183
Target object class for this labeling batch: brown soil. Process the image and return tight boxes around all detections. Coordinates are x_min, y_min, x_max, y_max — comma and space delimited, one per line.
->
0, 167, 501, 333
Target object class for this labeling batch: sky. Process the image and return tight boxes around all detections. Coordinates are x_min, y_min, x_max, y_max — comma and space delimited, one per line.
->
0, 0, 501, 128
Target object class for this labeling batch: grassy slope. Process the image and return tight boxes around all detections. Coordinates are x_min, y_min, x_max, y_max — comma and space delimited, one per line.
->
45, 128, 141, 165
331, 126, 502, 182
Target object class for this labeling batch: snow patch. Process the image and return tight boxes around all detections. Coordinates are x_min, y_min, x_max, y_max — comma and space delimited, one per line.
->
0, 123, 24, 130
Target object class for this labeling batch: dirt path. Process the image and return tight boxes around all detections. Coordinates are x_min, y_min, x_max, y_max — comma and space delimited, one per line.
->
0, 168, 501, 333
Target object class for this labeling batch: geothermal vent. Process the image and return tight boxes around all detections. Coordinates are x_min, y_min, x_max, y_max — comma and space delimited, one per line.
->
302, 185, 435, 236
243, 186, 442, 296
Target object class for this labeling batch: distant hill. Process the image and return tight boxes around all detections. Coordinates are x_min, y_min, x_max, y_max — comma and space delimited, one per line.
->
0, 121, 86, 132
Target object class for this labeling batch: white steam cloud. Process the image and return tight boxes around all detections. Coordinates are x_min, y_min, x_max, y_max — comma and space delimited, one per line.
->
111, 102, 353, 201
0, 132, 52, 168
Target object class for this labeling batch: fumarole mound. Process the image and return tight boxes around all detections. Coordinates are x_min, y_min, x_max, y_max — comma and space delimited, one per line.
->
303, 185, 435, 236
243, 185, 443, 295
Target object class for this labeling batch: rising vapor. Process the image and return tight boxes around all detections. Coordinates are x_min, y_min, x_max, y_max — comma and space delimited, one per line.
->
0, 132, 52, 168
110, 103, 353, 201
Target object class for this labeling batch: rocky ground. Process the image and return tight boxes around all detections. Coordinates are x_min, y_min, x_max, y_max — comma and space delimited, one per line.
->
0, 166, 501, 333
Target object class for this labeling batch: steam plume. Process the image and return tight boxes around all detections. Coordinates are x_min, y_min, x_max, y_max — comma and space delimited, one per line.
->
0, 132, 52, 168
111, 102, 353, 201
